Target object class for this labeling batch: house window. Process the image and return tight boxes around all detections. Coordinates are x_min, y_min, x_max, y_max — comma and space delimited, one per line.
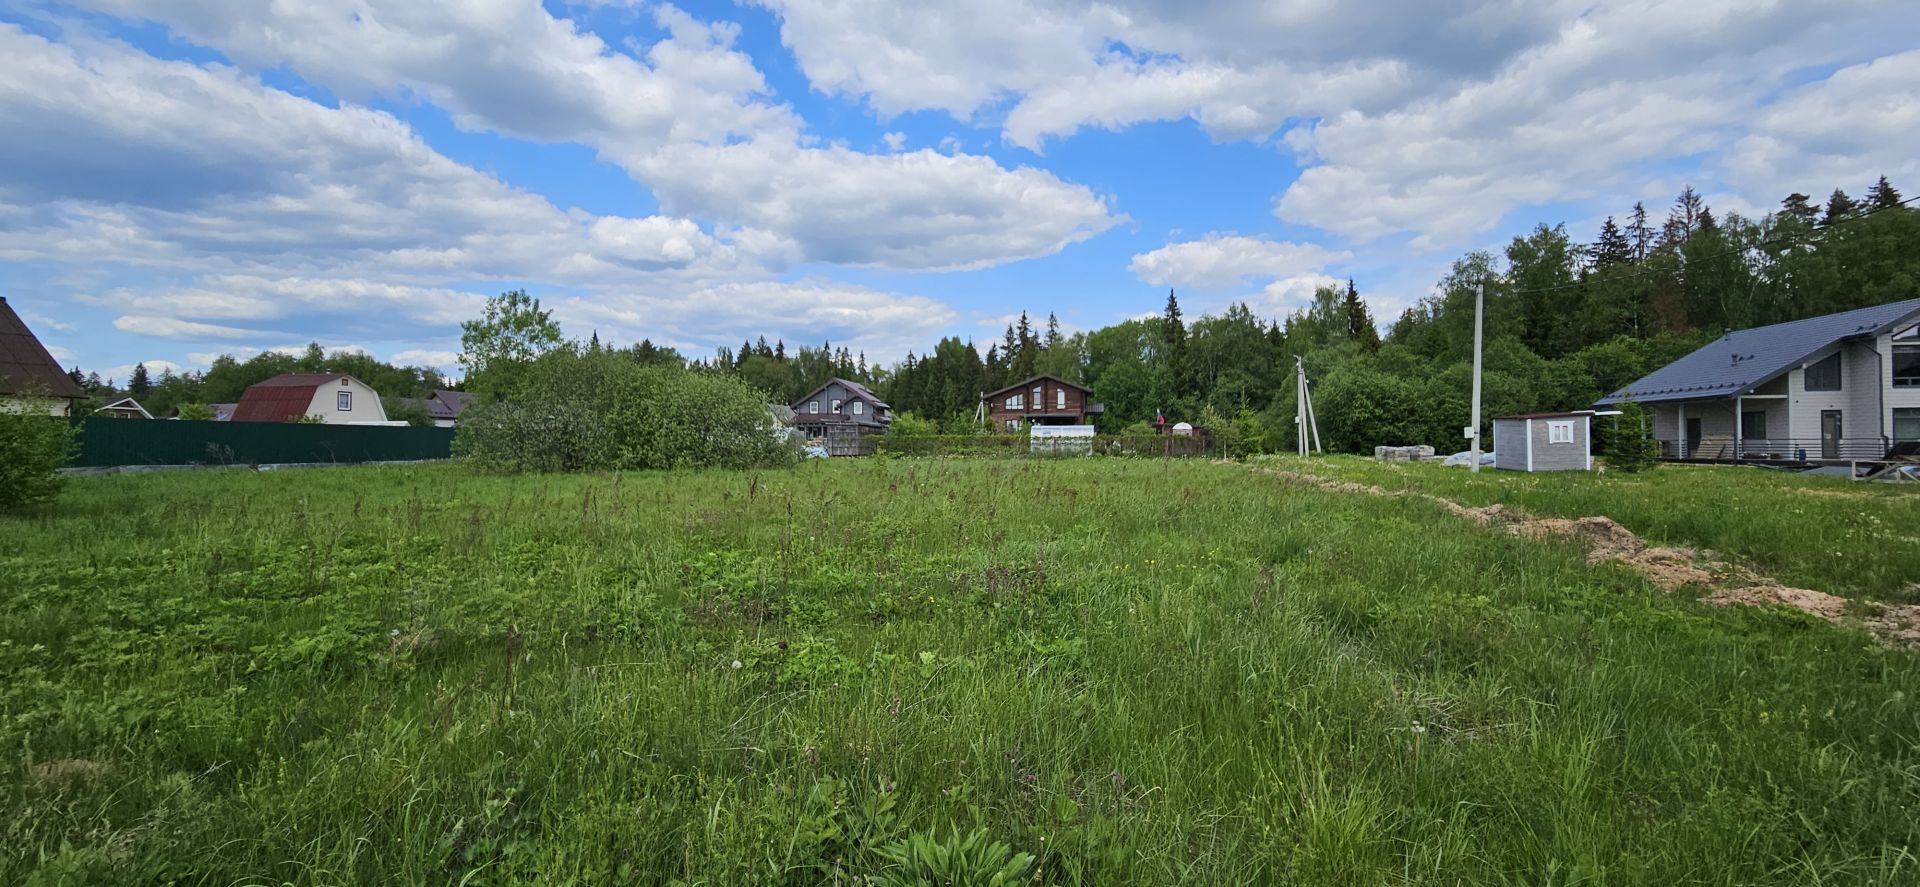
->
832, 399, 842, 413
1895, 409, 1920, 443
1031, 386, 1042, 408
1004, 419, 1019, 431
1804, 352, 1842, 391
1006, 395, 1022, 409
1894, 332, 1919, 387
337, 391, 352, 411
1056, 388, 1066, 409
1546, 420, 1573, 444
809, 401, 819, 414
1741, 411, 1767, 440
852, 401, 864, 416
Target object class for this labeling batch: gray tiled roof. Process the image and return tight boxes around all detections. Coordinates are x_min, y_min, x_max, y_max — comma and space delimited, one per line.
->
1596, 297, 1920, 405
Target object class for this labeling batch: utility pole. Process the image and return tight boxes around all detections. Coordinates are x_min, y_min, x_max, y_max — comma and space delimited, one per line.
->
1295, 355, 1322, 457
1468, 279, 1485, 473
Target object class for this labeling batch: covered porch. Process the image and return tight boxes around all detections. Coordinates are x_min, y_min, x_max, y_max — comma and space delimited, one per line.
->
1649, 394, 1888, 463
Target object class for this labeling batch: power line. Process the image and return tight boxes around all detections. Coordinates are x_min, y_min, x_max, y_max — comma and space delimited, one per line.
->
1485, 192, 1920, 298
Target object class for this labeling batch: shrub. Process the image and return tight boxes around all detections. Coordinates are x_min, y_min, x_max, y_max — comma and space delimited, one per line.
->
455, 350, 798, 473
175, 403, 215, 421
1603, 400, 1661, 472
0, 411, 76, 510
382, 396, 436, 427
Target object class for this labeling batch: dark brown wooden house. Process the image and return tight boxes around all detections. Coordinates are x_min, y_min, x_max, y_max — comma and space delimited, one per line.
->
983, 375, 1103, 430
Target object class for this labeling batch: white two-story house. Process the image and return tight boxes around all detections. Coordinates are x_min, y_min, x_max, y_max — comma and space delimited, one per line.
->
1597, 297, 1920, 461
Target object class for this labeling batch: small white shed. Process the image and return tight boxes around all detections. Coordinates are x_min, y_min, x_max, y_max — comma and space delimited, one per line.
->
1492, 411, 1594, 472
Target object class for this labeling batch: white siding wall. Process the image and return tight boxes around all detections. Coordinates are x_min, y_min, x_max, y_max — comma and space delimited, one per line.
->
1881, 333, 1920, 439
0, 395, 72, 417
302, 377, 388, 424
1785, 360, 1848, 443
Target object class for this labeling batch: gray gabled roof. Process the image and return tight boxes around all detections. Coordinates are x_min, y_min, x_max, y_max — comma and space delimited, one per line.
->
1596, 297, 1920, 405
791, 377, 890, 410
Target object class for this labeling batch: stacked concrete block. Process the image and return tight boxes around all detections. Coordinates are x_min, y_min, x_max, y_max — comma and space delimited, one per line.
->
1374, 445, 1436, 462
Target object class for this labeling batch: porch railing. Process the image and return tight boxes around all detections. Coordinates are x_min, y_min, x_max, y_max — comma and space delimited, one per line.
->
1657, 437, 1890, 461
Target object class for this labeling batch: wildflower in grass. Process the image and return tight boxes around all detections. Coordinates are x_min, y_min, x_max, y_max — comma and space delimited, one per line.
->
731, 659, 743, 670
1410, 722, 1427, 735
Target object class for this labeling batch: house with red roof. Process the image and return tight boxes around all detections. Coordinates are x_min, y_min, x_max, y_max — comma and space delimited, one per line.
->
232, 373, 389, 424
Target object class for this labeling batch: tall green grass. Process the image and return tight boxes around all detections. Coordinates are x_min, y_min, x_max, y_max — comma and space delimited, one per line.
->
3, 459, 1917, 884
1274, 456, 1920, 602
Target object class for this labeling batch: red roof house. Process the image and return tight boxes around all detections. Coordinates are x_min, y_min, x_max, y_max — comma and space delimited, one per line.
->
232, 373, 388, 423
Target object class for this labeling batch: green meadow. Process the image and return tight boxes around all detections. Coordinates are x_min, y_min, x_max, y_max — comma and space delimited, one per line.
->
4, 458, 1918, 884
1280, 456, 1920, 603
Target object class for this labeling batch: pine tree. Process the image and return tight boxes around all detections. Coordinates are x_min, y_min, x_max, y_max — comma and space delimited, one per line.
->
1824, 189, 1858, 224
1780, 192, 1818, 224
588, 330, 602, 352
1696, 207, 1717, 233
128, 362, 152, 400
1593, 216, 1632, 267
1867, 175, 1904, 210
774, 339, 786, 361
1045, 312, 1064, 350
756, 336, 771, 357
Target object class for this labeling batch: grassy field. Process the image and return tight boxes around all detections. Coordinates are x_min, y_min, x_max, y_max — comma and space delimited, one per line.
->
1274, 456, 1920, 603
4, 458, 1919, 884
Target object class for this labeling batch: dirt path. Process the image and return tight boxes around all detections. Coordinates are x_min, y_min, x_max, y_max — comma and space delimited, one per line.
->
1262, 466, 1920, 650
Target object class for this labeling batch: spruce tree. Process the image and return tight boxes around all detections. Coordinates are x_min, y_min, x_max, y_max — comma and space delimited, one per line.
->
1162, 289, 1187, 393
1342, 280, 1379, 348
128, 362, 152, 400
1867, 175, 1904, 210
1593, 216, 1632, 267
1626, 201, 1654, 261
1824, 189, 1857, 224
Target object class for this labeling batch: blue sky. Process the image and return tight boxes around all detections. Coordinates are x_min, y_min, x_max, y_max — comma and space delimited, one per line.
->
2, 0, 1916, 383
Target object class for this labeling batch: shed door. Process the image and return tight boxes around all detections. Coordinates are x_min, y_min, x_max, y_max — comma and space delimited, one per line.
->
1820, 410, 1842, 460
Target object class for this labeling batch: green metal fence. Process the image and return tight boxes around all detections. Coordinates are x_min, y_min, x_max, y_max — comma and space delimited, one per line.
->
71, 418, 455, 468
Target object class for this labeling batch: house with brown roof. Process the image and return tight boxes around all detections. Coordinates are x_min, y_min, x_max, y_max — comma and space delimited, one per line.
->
983, 374, 1103, 431
95, 397, 153, 419
0, 296, 86, 416
233, 373, 389, 424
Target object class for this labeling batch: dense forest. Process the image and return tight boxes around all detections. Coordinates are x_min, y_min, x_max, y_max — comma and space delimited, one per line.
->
70, 177, 1918, 454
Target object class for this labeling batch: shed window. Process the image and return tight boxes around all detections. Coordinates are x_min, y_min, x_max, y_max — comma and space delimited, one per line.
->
1056, 388, 1066, 409
852, 401, 864, 416
1741, 411, 1767, 440
337, 391, 352, 411
1804, 353, 1842, 391
809, 401, 819, 414
1547, 420, 1573, 444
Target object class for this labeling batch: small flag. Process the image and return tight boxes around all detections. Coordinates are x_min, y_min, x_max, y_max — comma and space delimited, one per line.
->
1155, 407, 1165, 424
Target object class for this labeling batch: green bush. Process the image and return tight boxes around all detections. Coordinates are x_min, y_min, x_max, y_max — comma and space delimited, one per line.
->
175, 402, 215, 421
455, 350, 798, 473
1602, 400, 1661, 472
0, 411, 76, 510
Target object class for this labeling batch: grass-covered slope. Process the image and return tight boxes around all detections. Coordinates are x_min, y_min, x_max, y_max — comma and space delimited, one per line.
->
3, 459, 1918, 884
1276, 456, 1920, 603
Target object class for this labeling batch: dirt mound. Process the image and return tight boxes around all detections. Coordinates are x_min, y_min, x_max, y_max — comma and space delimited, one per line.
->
1705, 585, 1850, 620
